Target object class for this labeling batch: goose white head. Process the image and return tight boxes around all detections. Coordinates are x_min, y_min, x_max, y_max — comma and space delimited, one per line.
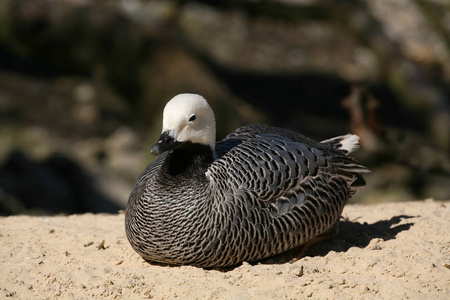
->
151, 94, 216, 155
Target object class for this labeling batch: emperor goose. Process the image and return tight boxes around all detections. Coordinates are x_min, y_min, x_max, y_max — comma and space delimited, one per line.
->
125, 93, 369, 268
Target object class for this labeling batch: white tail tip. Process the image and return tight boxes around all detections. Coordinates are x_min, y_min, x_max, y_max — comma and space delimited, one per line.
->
321, 134, 361, 154
339, 134, 360, 154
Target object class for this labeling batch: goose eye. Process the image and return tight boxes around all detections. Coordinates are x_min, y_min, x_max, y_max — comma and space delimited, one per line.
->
189, 114, 196, 122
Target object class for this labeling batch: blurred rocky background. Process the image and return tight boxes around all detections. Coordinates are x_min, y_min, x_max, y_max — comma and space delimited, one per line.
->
0, 0, 449, 215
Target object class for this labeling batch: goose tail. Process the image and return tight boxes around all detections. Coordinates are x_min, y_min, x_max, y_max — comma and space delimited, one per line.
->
321, 134, 360, 155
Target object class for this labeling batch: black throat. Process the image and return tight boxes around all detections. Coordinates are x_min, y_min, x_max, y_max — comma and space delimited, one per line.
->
161, 142, 214, 177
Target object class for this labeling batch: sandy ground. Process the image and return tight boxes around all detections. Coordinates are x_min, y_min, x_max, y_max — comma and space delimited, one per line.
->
1, 200, 449, 300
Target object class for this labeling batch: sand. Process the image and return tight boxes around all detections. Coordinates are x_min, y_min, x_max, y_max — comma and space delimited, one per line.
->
1, 200, 449, 299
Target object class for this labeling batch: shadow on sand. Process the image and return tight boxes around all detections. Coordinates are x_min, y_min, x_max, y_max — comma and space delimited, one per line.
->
304, 215, 416, 257
255, 215, 416, 266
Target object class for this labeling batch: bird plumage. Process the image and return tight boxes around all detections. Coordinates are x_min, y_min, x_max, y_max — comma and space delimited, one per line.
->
125, 94, 369, 268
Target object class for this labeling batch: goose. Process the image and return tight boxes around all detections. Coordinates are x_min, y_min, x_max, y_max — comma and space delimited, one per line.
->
125, 93, 369, 268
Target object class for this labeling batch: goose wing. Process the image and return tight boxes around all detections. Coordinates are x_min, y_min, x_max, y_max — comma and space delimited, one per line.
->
209, 125, 368, 216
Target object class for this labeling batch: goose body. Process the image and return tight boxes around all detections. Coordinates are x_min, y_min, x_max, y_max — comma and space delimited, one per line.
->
125, 94, 369, 268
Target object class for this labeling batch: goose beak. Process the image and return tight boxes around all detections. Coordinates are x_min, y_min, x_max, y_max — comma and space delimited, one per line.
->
150, 131, 179, 156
